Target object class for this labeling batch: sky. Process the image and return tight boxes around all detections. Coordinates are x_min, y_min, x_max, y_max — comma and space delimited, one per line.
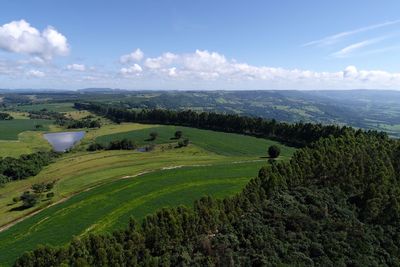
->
0, 0, 400, 90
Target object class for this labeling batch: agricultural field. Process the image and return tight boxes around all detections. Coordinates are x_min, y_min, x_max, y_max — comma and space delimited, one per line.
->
96, 125, 294, 157
0, 119, 52, 140
0, 120, 295, 266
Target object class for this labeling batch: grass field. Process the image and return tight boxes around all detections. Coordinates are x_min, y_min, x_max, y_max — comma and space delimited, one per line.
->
96, 125, 294, 157
0, 122, 295, 266
0, 119, 52, 140
0, 131, 52, 158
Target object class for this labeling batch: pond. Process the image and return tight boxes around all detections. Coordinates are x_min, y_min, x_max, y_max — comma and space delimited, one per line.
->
44, 131, 85, 152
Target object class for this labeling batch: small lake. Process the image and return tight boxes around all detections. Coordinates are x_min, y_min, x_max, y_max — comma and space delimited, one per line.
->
44, 131, 85, 152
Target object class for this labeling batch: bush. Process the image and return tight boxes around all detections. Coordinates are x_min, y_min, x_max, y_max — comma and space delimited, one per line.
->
87, 143, 105, 151
46, 192, 55, 198
174, 130, 183, 139
268, 145, 281, 158
177, 138, 190, 148
149, 132, 159, 141
20, 191, 38, 208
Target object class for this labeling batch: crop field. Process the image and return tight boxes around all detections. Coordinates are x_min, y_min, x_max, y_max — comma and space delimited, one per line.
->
0, 119, 52, 140
0, 161, 265, 265
0, 121, 295, 266
96, 125, 295, 157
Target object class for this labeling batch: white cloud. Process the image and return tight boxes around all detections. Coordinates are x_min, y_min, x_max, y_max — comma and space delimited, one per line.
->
67, 63, 86, 71
0, 20, 69, 60
304, 20, 400, 47
144, 52, 178, 69
117, 49, 400, 89
332, 36, 388, 58
120, 64, 143, 75
26, 69, 45, 78
120, 48, 144, 63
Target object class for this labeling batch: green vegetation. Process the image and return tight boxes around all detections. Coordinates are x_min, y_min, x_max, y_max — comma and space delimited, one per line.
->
0, 119, 52, 140
14, 103, 76, 113
97, 125, 294, 157
0, 161, 265, 265
0, 112, 13, 120
14, 129, 400, 267
268, 144, 280, 158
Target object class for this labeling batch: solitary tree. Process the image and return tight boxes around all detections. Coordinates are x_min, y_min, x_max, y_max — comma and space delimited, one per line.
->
174, 130, 183, 139
149, 132, 159, 141
268, 145, 281, 158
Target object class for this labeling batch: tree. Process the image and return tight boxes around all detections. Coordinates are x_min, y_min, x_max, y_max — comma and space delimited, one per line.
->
20, 191, 38, 208
149, 132, 159, 141
174, 130, 183, 139
268, 145, 280, 158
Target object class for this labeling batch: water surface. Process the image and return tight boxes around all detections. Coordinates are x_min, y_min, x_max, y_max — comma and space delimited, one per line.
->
44, 131, 85, 152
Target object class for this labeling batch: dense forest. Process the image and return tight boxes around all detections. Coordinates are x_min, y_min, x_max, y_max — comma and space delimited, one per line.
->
15, 127, 400, 266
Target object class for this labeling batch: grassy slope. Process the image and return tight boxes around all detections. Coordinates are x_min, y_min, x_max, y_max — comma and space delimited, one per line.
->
96, 125, 294, 157
0, 162, 264, 266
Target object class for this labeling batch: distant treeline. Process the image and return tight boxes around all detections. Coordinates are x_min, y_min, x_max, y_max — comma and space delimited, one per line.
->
74, 102, 385, 147
15, 129, 400, 266
0, 152, 57, 186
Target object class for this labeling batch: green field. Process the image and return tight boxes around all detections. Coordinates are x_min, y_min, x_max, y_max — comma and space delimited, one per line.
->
0, 119, 52, 140
0, 161, 265, 265
14, 103, 76, 113
96, 125, 293, 157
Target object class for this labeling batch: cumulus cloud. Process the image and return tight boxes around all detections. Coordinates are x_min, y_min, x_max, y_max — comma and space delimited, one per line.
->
120, 64, 143, 75
67, 63, 86, 71
120, 48, 144, 63
0, 20, 69, 60
26, 69, 45, 78
117, 49, 400, 89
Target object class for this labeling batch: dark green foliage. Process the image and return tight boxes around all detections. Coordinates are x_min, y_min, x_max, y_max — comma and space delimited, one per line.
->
177, 138, 189, 148
174, 130, 183, 139
87, 142, 105, 151
15, 130, 400, 266
268, 145, 280, 158
149, 131, 158, 141
108, 139, 136, 150
46, 192, 55, 198
66, 117, 101, 129
0, 152, 57, 185
20, 191, 38, 208
88, 139, 137, 151
0, 112, 13, 120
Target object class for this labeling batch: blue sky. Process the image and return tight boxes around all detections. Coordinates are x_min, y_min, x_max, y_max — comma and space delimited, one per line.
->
0, 0, 400, 90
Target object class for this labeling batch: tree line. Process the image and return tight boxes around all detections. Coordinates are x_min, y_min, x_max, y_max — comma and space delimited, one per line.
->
14, 124, 400, 266
74, 102, 386, 147
0, 152, 57, 187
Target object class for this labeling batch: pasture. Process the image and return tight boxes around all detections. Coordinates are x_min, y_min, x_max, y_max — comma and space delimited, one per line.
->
96, 125, 295, 157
